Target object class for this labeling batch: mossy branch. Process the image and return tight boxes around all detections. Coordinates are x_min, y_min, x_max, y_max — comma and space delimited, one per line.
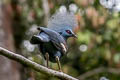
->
0, 47, 78, 80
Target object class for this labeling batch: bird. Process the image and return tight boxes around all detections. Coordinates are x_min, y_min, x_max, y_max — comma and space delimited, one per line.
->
30, 11, 78, 71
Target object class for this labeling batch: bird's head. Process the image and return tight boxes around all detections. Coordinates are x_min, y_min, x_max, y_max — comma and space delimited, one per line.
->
59, 28, 77, 39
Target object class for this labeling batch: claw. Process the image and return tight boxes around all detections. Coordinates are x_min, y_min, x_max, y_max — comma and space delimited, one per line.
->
55, 56, 62, 72
45, 53, 49, 68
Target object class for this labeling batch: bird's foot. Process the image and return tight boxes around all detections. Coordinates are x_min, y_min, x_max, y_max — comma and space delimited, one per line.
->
55, 56, 62, 72
59, 69, 62, 72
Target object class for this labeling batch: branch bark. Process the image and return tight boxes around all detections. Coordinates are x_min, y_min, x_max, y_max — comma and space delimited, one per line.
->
0, 47, 78, 80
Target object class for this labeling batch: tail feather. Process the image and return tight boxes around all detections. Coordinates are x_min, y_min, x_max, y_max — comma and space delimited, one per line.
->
30, 35, 42, 44
30, 32, 50, 44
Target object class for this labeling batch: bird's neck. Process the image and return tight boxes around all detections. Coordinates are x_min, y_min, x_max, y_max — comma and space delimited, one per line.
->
61, 34, 69, 41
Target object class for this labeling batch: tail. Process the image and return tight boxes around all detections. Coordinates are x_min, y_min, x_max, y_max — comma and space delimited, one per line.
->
30, 32, 50, 44
30, 35, 42, 44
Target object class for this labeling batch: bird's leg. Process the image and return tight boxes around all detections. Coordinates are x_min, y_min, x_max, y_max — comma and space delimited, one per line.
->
45, 53, 49, 68
55, 56, 62, 72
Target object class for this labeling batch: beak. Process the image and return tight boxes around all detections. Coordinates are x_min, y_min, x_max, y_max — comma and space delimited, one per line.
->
72, 32, 77, 38
73, 34, 77, 38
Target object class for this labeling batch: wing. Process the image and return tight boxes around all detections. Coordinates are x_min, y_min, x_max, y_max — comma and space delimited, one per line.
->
30, 32, 50, 44
38, 27, 68, 54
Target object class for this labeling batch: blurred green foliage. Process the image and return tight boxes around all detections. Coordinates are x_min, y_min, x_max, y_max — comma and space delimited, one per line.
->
9, 0, 120, 80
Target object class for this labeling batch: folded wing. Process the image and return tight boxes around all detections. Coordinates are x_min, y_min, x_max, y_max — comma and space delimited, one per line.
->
37, 27, 68, 54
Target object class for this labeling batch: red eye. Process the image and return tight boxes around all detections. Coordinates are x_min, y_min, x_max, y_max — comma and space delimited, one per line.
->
66, 30, 71, 34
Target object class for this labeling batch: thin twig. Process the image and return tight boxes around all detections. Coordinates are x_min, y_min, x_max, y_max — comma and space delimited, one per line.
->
0, 47, 78, 80
78, 67, 120, 79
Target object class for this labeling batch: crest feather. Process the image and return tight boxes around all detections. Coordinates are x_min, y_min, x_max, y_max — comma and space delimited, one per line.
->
47, 11, 78, 32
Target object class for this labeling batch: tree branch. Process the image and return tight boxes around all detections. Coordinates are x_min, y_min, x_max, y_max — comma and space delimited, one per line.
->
78, 67, 120, 79
0, 47, 78, 80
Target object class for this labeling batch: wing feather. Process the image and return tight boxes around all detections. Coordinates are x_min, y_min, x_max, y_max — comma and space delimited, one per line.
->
30, 32, 50, 44
38, 27, 68, 54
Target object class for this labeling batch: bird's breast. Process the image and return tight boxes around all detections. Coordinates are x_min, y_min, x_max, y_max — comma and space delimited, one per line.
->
39, 42, 63, 62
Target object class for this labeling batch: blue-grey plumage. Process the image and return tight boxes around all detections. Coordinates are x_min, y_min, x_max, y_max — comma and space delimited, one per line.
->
30, 27, 68, 62
47, 11, 78, 33
30, 11, 78, 71
59, 28, 77, 40
47, 11, 77, 40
